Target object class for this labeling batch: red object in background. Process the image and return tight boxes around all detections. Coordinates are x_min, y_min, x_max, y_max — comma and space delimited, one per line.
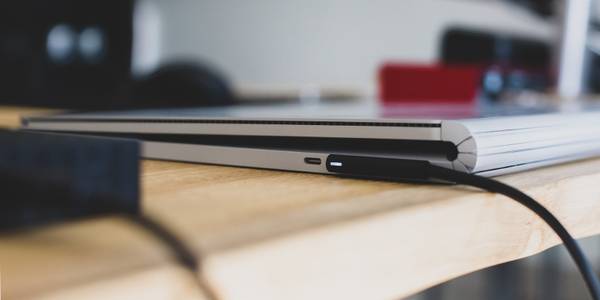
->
378, 63, 481, 104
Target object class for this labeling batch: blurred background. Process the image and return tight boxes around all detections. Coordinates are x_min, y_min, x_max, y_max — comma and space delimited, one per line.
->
4, 0, 600, 109
3, 0, 600, 298
151, 0, 555, 99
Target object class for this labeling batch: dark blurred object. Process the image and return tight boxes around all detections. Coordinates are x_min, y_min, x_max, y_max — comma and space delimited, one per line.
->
506, 0, 556, 17
378, 63, 479, 105
131, 62, 236, 108
0, 1, 234, 109
0, 0, 134, 108
587, 54, 600, 93
440, 28, 552, 100
441, 28, 551, 68
0, 130, 139, 231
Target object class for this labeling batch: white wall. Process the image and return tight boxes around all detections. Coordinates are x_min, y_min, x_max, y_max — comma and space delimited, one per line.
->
144, 0, 553, 96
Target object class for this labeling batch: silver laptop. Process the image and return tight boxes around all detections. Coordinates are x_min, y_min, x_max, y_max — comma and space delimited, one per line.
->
21, 102, 600, 177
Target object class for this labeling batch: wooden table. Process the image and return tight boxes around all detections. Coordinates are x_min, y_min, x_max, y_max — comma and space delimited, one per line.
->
2, 107, 600, 300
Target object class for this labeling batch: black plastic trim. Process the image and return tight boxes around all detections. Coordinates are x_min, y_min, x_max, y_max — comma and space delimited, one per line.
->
26, 117, 441, 128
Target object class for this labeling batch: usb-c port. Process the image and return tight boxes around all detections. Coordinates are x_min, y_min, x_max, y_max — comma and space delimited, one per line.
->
304, 157, 322, 165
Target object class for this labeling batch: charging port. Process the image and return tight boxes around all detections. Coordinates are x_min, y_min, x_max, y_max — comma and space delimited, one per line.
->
304, 157, 322, 165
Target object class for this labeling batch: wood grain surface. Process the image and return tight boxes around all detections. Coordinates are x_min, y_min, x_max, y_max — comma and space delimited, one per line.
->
0, 107, 53, 129
2, 107, 600, 299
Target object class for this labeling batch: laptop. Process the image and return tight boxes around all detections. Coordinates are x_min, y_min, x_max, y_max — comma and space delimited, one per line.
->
21, 102, 600, 177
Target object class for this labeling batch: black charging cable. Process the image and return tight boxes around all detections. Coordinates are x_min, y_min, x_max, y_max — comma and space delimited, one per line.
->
36, 146, 593, 300
132, 155, 600, 299
428, 165, 600, 300
127, 214, 220, 300
326, 154, 600, 300
128, 215, 199, 273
